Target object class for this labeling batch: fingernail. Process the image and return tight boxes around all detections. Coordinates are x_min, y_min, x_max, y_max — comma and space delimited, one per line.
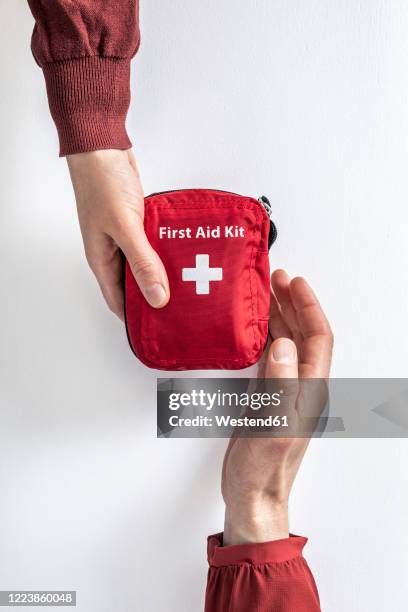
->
272, 338, 297, 363
144, 283, 167, 307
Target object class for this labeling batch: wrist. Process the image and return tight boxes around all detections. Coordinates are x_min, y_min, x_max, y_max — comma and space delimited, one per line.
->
223, 497, 289, 546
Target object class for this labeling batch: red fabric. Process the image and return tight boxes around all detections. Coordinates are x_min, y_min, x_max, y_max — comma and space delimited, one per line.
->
205, 533, 321, 612
27, 1, 140, 155
125, 190, 271, 370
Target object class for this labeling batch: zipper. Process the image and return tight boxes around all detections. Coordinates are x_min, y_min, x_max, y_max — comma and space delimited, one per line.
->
258, 195, 278, 249
146, 188, 243, 199
146, 189, 278, 250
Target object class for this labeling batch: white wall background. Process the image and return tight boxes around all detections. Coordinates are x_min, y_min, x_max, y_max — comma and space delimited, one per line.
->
1, 1, 408, 610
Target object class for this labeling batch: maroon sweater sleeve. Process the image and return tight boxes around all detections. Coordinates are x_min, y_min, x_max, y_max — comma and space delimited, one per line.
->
205, 534, 321, 612
27, 1, 140, 156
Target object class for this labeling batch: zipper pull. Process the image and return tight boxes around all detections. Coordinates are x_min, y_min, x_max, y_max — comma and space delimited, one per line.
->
258, 195, 273, 217
258, 196, 278, 248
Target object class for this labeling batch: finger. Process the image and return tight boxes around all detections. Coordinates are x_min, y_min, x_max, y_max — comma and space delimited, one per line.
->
115, 218, 170, 309
265, 337, 298, 379
84, 235, 125, 321
95, 262, 125, 321
265, 338, 299, 420
268, 288, 292, 340
289, 277, 333, 378
271, 270, 303, 348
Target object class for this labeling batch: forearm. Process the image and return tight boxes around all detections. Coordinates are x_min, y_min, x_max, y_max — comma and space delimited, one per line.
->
27, 1, 140, 156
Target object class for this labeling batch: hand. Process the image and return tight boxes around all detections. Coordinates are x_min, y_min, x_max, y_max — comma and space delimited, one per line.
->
222, 269, 333, 545
67, 149, 170, 320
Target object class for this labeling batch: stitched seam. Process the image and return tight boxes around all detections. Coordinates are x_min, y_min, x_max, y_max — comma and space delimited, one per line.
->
210, 555, 304, 570
146, 200, 266, 221
137, 350, 263, 366
248, 247, 258, 351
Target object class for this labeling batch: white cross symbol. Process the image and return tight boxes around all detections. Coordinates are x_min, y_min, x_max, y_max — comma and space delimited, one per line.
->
182, 254, 223, 295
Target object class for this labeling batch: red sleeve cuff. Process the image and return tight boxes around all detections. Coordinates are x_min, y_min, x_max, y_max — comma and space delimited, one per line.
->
207, 533, 308, 567
42, 56, 132, 157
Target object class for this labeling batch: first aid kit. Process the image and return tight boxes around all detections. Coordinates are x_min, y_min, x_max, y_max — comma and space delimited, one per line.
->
125, 189, 277, 370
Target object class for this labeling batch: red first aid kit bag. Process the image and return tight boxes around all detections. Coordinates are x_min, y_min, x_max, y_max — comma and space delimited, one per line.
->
125, 189, 277, 370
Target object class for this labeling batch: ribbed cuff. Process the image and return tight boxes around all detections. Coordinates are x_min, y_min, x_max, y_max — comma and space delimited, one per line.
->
207, 533, 308, 567
42, 56, 132, 157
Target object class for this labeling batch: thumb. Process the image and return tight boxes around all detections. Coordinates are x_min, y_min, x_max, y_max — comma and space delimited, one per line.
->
116, 223, 170, 308
266, 339, 299, 415
266, 338, 298, 379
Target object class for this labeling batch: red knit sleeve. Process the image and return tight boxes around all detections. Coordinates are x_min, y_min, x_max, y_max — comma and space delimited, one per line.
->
27, 1, 140, 156
205, 533, 321, 612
